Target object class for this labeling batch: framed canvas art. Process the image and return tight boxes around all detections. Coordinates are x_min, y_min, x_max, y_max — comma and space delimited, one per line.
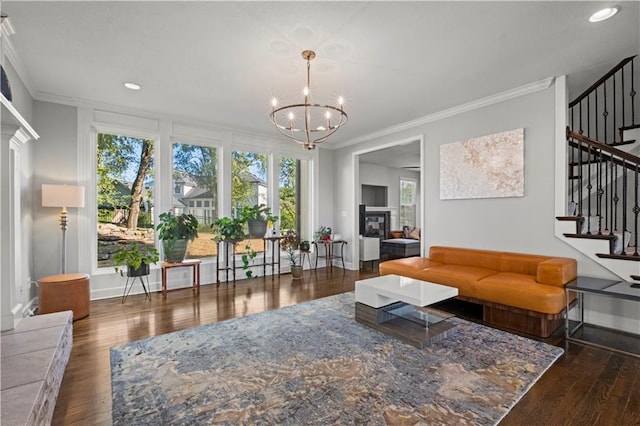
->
440, 128, 524, 200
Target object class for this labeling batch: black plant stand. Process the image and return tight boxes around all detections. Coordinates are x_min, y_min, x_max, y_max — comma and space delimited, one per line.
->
122, 266, 152, 303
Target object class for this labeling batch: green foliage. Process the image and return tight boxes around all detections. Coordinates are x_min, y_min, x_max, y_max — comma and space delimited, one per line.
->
211, 216, 246, 241
238, 204, 278, 223
231, 151, 267, 211
241, 242, 258, 278
97, 133, 155, 231
137, 211, 153, 228
280, 230, 300, 266
112, 243, 159, 276
279, 157, 297, 232
314, 226, 332, 241
156, 212, 199, 242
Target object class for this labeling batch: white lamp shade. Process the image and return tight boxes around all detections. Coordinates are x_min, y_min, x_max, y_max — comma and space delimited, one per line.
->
42, 184, 85, 208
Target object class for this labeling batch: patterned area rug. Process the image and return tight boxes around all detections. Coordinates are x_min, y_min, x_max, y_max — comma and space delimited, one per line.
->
111, 292, 563, 425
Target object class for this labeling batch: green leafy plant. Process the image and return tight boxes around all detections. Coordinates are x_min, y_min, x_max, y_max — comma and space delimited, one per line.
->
112, 243, 159, 276
211, 216, 246, 241
241, 243, 258, 278
157, 212, 199, 245
239, 204, 278, 223
280, 230, 300, 266
314, 225, 332, 241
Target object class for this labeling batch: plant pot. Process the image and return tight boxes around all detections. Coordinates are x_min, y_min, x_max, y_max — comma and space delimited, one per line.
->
299, 241, 310, 251
247, 219, 267, 238
127, 263, 150, 277
290, 265, 303, 280
163, 239, 189, 263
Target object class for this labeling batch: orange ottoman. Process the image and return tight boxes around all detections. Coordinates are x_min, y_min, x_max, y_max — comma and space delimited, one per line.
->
38, 273, 90, 320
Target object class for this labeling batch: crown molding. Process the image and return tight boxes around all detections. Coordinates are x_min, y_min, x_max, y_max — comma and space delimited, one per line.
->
1, 18, 38, 99
330, 77, 555, 150
1, 93, 39, 140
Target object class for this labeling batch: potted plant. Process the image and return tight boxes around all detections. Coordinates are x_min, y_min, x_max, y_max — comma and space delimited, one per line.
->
239, 204, 278, 239
300, 240, 311, 252
156, 212, 199, 263
281, 230, 303, 279
314, 225, 332, 241
112, 243, 159, 277
211, 216, 257, 279
211, 216, 246, 242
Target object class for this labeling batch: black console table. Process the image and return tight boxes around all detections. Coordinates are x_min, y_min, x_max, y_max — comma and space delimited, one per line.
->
216, 237, 283, 284
565, 276, 640, 358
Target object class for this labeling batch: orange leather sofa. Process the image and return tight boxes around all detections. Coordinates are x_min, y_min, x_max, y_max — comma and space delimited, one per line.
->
379, 246, 577, 337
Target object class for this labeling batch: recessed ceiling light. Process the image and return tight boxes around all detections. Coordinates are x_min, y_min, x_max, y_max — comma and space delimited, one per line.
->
589, 7, 618, 23
124, 82, 141, 90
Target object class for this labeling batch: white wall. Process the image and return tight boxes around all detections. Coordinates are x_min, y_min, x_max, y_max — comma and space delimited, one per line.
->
32, 101, 79, 279
333, 80, 614, 280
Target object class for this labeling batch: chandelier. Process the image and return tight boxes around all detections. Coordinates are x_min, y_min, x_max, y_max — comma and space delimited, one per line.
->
270, 50, 348, 150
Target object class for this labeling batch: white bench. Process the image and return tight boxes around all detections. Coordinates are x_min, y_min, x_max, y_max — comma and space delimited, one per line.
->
1, 311, 73, 425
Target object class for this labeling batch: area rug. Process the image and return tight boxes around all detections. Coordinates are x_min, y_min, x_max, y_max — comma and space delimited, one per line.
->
111, 292, 563, 425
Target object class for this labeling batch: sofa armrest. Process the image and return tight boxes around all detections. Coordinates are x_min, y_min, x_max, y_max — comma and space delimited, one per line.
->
536, 258, 577, 287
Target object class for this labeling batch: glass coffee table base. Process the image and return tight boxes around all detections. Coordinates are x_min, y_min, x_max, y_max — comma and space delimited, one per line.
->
355, 301, 457, 349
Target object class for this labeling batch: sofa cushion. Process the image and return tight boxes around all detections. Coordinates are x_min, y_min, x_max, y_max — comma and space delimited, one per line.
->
536, 258, 577, 287
429, 246, 502, 271
419, 265, 498, 299
500, 253, 551, 275
402, 226, 420, 240
476, 272, 566, 314
379, 257, 442, 278
388, 230, 404, 239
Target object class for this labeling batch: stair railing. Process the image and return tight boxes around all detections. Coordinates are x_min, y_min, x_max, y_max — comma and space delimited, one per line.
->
567, 129, 639, 257
569, 55, 638, 146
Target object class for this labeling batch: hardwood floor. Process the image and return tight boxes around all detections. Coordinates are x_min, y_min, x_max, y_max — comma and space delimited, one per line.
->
52, 267, 640, 425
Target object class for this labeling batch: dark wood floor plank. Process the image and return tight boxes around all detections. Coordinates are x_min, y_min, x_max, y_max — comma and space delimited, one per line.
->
49, 267, 640, 425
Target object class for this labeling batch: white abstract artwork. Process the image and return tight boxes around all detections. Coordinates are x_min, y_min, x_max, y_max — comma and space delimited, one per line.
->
440, 128, 524, 200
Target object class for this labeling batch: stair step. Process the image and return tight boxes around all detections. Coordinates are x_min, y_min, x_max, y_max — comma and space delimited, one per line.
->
563, 233, 614, 240
568, 176, 582, 180
631, 275, 640, 281
619, 124, 640, 132
596, 253, 640, 261
556, 216, 581, 222
609, 139, 636, 147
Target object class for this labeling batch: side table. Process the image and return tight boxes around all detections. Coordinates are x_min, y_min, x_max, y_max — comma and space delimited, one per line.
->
313, 240, 347, 269
161, 260, 201, 299
38, 273, 90, 320
565, 276, 640, 358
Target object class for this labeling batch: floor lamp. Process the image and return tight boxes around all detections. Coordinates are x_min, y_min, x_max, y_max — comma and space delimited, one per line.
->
42, 184, 85, 274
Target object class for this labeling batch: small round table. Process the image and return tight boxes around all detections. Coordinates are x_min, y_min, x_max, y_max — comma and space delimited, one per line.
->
38, 273, 90, 320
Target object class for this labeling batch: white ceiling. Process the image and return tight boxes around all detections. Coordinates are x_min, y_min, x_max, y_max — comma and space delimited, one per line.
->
3, 1, 639, 150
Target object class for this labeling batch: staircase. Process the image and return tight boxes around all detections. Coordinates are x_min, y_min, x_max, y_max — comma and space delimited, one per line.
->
556, 55, 640, 282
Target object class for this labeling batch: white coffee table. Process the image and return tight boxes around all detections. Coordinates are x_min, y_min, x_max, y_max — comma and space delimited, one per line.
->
355, 274, 459, 348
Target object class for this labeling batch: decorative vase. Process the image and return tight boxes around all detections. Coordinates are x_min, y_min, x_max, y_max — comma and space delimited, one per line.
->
127, 263, 150, 277
291, 265, 303, 280
163, 239, 188, 263
247, 219, 267, 238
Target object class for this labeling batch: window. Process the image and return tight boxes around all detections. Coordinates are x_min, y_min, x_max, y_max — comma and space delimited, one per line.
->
399, 178, 417, 227
232, 150, 268, 254
279, 156, 310, 240
97, 133, 155, 269
173, 142, 218, 259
